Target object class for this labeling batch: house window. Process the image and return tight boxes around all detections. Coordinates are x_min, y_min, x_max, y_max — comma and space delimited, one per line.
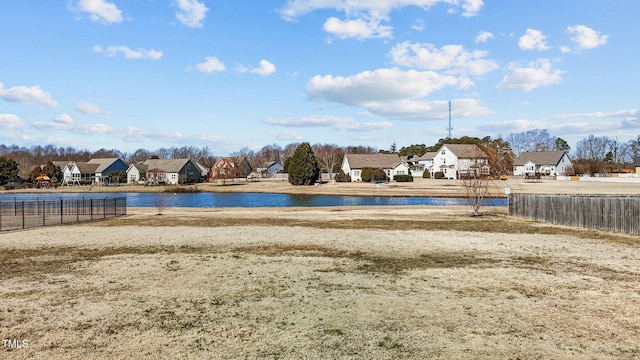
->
354, 170, 361, 177
397, 171, 405, 175
441, 149, 445, 155
525, 165, 535, 172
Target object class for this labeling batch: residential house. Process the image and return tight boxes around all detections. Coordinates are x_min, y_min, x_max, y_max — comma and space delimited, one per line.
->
61, 158, 128, 185
341, 153, 410, 182
636, 158, 640, 176
208, 157, 253, 181
88, 158, 128, 184
256, 161, 283, 177
513, 151, 573, 177
126, 163, 148, 184
431, 144, 490, 180
126, 158, 203, 185
68, 162, 99, 184
403, 152, 437, 177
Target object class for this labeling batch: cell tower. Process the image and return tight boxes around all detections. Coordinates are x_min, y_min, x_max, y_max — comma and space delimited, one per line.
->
447, 100, 452, 139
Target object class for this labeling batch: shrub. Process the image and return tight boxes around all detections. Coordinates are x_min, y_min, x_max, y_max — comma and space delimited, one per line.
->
4, 184, 16, 190
423, 171, 430, 178
334, 170, 351, 182
434, 171, 445, 179
361, 167, 388, 182
393, 174, 414, 182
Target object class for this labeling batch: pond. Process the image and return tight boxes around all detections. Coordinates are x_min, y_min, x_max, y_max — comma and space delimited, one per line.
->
0, 192, 508, 208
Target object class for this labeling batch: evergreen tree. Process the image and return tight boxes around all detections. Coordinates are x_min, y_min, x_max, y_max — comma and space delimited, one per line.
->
0, 156, 19, 185
288, 142, 320, 185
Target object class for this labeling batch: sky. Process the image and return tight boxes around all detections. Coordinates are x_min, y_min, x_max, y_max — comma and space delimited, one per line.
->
0, 0, 638, 156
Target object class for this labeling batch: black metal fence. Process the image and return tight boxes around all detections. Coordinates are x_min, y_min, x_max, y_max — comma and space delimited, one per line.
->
0, 196, 127, 231
509, 194, 640, 235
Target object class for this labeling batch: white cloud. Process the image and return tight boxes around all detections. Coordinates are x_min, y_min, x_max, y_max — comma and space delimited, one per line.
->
93, 45, 163, 60
411, 19, 425, 31
366, 98, 493, 120
193, 57, 226, 73
496, 59, 564, 92
552, 109, 639, 121
250, 60, 277, 76
280, 0, 484, 20
71, 0, 123, 25
567, 25, 608, 49
323, 16, 393, 40
518, 29, 550, 51
270, 130, 304, 141
175, 0, 209, 28
0, 114, 24, 129
54, 113, 75, 125
307, 68, 459, 106
389, 41, 498, 76
0, 82, 58, 107
76, 101, 111, 114
475, 30, 494, 43
265, 115, 392, 132
280, 0, 483, 39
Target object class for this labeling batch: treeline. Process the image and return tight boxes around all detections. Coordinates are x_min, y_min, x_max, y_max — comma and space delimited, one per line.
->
1, 129, 639, 180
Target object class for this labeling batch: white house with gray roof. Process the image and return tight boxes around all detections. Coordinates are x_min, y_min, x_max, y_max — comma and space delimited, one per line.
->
126, 158, 204, 185
513, 151, 573, 176
341, 153, 409, 182
431, 144, 490, 180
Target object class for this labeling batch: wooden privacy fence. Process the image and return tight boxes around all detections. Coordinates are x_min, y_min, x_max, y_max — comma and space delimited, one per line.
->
0, 196, 127, 231
508, 194, 640, 235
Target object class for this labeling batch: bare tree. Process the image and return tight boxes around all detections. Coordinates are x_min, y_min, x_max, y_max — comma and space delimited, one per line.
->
313, 143, 344, 179
462, 173, 490, 216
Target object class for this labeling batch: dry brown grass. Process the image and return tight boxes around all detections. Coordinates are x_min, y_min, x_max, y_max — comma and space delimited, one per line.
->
1, 207, 640, 359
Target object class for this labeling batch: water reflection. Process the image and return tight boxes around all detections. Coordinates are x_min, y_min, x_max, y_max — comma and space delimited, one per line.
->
0, 192, 508, 208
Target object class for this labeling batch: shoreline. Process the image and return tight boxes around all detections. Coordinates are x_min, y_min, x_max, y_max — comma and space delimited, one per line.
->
2, 177, 640, 198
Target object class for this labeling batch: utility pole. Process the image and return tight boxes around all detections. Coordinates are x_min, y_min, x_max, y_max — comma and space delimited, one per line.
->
447, 100, 452, 139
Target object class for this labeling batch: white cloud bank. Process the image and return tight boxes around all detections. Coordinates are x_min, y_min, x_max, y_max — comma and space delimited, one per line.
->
93, 45, 163, 60
280, 0, 483, 39
175, 0, 209, 28
0, 114, 24, 130
71, 0, 123, 25
496, 59, 563, 92
76, 102, 111, 114
0, 82, 58, 107
306, 68, 492, 119
389, 41, 498, 76
264, 115, 392, 132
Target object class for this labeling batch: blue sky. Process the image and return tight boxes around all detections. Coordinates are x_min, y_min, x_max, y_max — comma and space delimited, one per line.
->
0, 0, 638, 155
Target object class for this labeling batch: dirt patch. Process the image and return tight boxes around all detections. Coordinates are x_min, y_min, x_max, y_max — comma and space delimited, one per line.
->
1, 207, 640, 359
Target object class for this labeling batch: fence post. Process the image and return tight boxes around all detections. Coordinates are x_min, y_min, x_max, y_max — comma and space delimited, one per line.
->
60, 198, 64, 225
0, 201, 2, 231
90, 198, 93, 220
42, 200, 45, 226
22, 201, 25, 229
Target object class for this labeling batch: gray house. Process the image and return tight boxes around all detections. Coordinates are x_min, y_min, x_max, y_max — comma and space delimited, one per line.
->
513, 151, 573, 176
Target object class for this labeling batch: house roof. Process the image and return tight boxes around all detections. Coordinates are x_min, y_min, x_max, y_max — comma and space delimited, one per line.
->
129, 163, 149, 173
344, 153, 403, 169
141, 159, 191, 173
513, 151, 567, 166
87, 158, 124, 173
442, 144, 488, 158
75, 162, 100, 173
52, 161, 72, 169
418, 152, 437, 161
